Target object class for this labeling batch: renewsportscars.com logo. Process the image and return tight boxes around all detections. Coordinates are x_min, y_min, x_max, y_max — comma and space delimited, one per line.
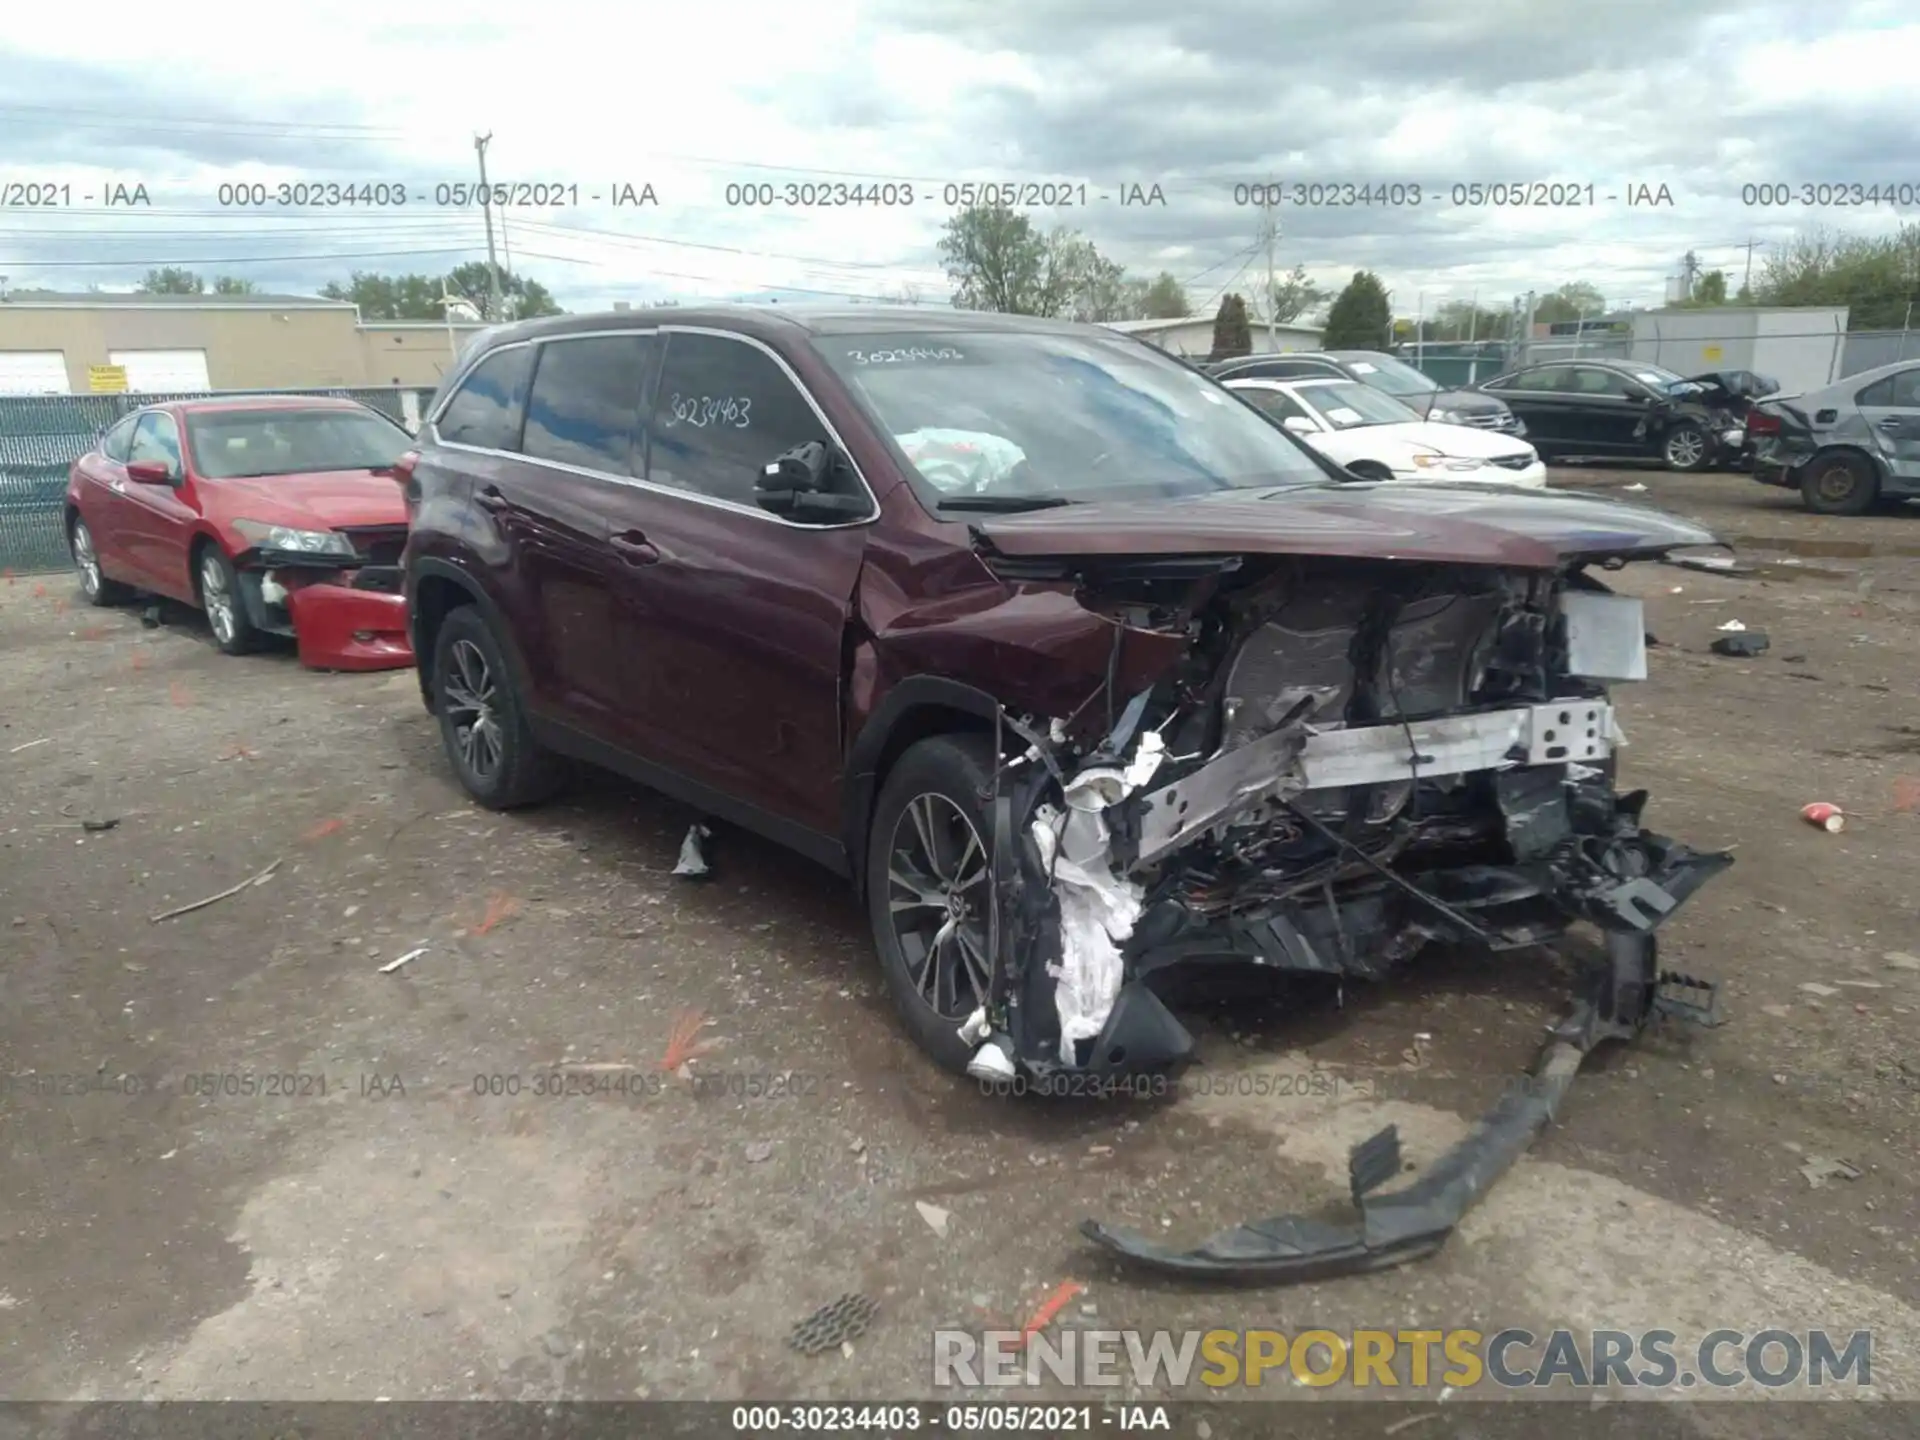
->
932, 1327, 1873, 1393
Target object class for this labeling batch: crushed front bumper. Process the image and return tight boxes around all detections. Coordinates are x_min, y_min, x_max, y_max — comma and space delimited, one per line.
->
237, 561, 413, 671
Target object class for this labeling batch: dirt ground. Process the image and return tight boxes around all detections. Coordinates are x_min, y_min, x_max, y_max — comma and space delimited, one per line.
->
3, 466, 1919, 1433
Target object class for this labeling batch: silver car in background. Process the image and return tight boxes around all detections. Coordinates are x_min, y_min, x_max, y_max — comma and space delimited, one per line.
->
1748, 359, 1920, 514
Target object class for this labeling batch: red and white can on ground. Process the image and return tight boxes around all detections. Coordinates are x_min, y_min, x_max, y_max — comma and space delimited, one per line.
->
1801, 802, 1845, 833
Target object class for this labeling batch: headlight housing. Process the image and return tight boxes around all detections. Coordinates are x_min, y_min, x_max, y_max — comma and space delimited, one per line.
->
1435, 409, 1464, 423
231, 519, 356, 556
1409, 452, 1485, 470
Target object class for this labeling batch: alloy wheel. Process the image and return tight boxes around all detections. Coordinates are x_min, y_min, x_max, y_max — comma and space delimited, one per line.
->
200, 552, 236, 645
72, 521, 100, 599
443, 638, 504, 783
1664, 428, 1705, 469
886, 793, 992, 1020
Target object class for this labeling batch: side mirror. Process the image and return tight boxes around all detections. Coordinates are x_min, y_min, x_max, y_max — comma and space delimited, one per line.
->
125, 460, 174, 484
755, 441, 869, 521
1283, 416, 1317, 436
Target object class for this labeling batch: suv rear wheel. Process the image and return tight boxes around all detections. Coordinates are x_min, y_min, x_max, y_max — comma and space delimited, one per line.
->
866, 734, 998, 1072
431, 606, 566, 808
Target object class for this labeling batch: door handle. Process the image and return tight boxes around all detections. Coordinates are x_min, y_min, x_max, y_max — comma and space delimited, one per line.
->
475, 485, 510, 512
609, 530, 660, 565
1875, 418, 1902, 432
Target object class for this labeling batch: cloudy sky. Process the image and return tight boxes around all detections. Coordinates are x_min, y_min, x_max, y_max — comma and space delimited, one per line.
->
1, 0, 1914, 319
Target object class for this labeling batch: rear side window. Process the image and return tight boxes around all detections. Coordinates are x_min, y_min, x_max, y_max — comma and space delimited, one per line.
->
1858, 369, 1920, 408
1501, 367, 1575, 392
101, 415, 136, 462
437, 346, 534, 451
648, 332, 831, 506
522, 334, 656, 475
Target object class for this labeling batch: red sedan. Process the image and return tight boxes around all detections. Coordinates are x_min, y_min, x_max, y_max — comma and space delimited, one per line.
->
65, 397, 416, 671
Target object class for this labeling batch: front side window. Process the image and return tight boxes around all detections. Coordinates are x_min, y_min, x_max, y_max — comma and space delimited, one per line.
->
1291, 380, 1422, 429
437, 345, 535, 451
185, 408, 412, 480
1569, 367, 1637, 398
649, 332, 832, 506
101, 415, 136, 462
818, 329, 1334, 509
129, 412, 182, 474
523, 334, 655, 475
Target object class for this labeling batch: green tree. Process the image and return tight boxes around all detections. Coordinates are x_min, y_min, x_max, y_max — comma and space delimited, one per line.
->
1209, 293, 1253, 360
1428, 300, 1510, 341
445, 261, 563, 322
138, 267, 204, 295
1265, 264, 1328, 325
321, 272, 445, 320
1137, 271, 1190, 319
938, 205, 1122, 318
1322, 272, 1392, 348
212, 276, 256, 295
1532, 281, 1607, 325
1755, 222, 1920, 329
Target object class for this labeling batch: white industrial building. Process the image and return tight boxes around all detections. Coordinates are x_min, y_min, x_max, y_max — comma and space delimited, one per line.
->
1103, 315, 1324, 359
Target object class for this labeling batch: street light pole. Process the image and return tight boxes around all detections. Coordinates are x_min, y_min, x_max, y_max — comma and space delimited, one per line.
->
474, 133, 504, 323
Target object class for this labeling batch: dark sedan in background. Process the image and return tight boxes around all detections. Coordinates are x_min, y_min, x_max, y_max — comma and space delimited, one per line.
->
1474, 359, 1748, 471
1208, 349, 1524, 436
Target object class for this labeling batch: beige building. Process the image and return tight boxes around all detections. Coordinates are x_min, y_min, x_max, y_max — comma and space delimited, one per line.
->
1101, 314, 1325, 359
0, 291, 493, 395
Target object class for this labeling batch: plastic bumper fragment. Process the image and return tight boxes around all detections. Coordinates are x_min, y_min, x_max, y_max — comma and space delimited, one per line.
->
285, 582, 413, 671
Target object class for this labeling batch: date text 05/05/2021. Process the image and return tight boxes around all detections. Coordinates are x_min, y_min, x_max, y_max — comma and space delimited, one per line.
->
728, 1404, 1173, 1433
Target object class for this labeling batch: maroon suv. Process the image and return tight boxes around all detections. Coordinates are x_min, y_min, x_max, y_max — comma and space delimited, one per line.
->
401, 306, 1732, 1279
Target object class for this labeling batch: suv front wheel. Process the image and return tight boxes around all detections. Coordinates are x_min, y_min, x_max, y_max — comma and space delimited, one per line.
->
431, 606, 566, 808
866, 734, 999, 1073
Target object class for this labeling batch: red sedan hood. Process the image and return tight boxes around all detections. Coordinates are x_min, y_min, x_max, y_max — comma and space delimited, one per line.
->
211, 470, 406, 530
971, 483, 1720, 570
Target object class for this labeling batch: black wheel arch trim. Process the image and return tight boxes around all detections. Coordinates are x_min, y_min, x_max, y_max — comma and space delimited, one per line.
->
407, 557, 536, 714
842, 676, 1005, 900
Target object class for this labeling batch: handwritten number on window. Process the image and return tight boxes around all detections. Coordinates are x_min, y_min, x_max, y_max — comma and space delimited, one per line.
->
664, 393, 752, 429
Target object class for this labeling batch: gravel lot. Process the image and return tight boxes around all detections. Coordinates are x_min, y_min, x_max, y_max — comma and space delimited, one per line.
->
4, 467, 1919, 1433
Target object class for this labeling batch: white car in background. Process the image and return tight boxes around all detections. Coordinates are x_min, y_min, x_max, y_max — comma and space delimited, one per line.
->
1225, 376, 1549, 489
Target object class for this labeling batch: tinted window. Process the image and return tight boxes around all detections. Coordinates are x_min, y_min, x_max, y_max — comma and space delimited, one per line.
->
101, 415, 136, 462
1858, 369, 1920, 409
129, 412, 183, 474
1500, 367, 1576, 392
1569, 366, 1637, 397
437, 345, 534, 451
186, 408, 411, 480
523, 334, 655, 475
649, 332, 829, 505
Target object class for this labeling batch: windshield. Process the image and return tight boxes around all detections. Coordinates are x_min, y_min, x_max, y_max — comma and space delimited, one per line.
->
1292, 380, 1421, 429
186, 409, 411, 480
1329, 352, 1440, 398
815, 330, 1332, 506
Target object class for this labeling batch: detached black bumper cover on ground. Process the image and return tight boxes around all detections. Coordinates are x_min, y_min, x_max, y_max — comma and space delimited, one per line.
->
1080, 843, 1731, 1284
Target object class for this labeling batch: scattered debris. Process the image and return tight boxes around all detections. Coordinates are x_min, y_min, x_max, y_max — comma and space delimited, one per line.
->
79, 818, 120, 833
1797, 982, 1840, 998
1709, 632, 1769, 657
302, 817, 346, 842
1384, 1416, 1443, 1437
1015, 1280, 1087, 1351
467, 891, 520, 935
659, 1009, 711, 1071
1800, 802, 1844, 833
1835, 980, 1885, 990
541, 1330, 570, 1359
788, 1293, 879, 1356
1623, 483, 1648, 493
1799, 1156, 1862, 1189
915, 1200, 951, 1238
744, 1140, 774, 1163
7, 738, 50, 754
1781, 653, 1808, 664
379, 946, 428, 975
140, 602, 162, 628
149, 859, 283, 923
1716, 619, 1747, 632
1893, 778, 1920, 814
168, 680, 193, 707
672, 822, 713, 879
1884, 952, 1920, 972
1759, 1004, 1792, 1019
849, 1137, 866, 1156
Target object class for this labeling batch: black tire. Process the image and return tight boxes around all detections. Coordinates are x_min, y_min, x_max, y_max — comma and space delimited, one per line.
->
866, 733, 998, 1073
193, 542, 259, 655
431, 605, 566, 809
69, 514, 132, 606
1661, 422, 1712, 473
1801, 451, 1878, 516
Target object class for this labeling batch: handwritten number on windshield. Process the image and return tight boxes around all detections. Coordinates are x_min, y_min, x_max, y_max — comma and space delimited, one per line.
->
663, 394, 752, 429
847, 347, 966, 365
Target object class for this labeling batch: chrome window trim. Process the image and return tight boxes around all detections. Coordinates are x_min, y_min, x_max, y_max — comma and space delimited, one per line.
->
426, 325, 882, 532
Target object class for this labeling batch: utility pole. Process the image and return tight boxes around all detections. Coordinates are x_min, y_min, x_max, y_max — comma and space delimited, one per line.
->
474, 133, 504, 323
1739, 237, 1766, 298
1260, 193, 1278, 352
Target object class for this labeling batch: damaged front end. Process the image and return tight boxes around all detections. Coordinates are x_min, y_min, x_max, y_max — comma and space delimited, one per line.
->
231, 528, 413, 671
955, 529, 1731, 1283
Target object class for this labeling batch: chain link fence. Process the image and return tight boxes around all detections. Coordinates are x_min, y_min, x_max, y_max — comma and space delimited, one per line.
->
0, 386, 435, 575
